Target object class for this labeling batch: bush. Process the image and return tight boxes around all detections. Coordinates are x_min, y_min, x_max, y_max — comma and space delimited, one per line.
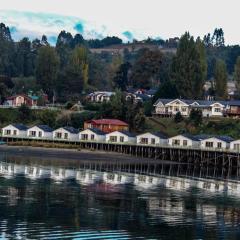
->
189, 109, 202, 126
174, 112, 183, 123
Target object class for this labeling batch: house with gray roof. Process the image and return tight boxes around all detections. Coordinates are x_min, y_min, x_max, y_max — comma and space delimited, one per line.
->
27, 125, 53, 139
2, 124, 28, 137
53, 127, 79, 141
79, 128, 106, 142
106, 130, 136, 144
199, 135, 234, 150
136, 132, 168, 145
168, 134, 200, 148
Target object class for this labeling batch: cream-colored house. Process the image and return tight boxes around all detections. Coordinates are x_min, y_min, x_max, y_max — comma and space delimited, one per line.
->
2, 124, 28, 137
27, 125, 53, 139
53, 127, 79, 141
168, 134, 200, 147
136, 132, 167, 145
79, 128, 105, 142
200, 136, 233, 150
230, 140, 240, 152
106, 131, 136, 144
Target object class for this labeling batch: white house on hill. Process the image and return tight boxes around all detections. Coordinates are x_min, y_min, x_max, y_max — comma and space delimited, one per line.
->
106, 131, 136, 144
2, 124, 28, 137
168, 134, 200, 147
53, 127, 79, 141
27, 125, 53, 139
79, 128, 105, 142
136, 132, 167, 145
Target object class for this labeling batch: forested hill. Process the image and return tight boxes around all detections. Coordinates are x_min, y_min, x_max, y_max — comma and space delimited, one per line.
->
0, 22, 240, 103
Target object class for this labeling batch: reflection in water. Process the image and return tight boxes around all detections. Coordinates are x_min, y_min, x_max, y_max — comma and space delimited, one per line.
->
0, 154, 240, 239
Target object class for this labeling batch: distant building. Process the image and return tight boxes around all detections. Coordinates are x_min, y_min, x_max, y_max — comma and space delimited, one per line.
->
53, 127, 79, 141
106, 131, 136, 143
168, 134, 200, 148
2, 124, 28, 137
79, 128, 106, 142
199, 136, 233, 150
86, 91, 115, 103
27, 125, 53, 139
84, 119, 129, 133
136, 132, 168, 145
4, 94, 38, 107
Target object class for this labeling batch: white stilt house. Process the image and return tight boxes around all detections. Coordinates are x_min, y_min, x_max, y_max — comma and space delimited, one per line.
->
2, 124, 28, 137
106, 131, 136, 144
200, 136, 233, 150
168, 134, 200, 147
27, 125, 53, 139
53, 127, 79, 141
79, 128, 105, 142
136, 132, 167, 145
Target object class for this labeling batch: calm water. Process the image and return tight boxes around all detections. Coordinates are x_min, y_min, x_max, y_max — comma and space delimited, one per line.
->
0, 153, 240, 239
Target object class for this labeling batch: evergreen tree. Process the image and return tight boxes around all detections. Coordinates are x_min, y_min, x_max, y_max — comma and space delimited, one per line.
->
214, 59, 228, 99
113, 62, 131, 91
234, 56, 240, 95
174, 112, 183, 123
171, 32, 206, 99
133, 109, 146, 132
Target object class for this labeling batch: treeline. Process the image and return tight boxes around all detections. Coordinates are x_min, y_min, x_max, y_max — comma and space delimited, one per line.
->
1, 22, 240, 102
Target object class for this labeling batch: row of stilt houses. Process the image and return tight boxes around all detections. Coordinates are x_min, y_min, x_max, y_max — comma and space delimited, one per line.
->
2, 123, 240, 153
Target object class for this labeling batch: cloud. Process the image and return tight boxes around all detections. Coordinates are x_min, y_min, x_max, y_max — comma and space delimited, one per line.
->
74, 22, 84, 34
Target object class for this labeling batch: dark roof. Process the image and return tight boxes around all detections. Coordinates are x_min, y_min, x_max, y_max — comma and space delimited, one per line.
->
151, 132, 168, 139
63, 126, 79, 134
197, 135, 234, 143
12, 124, 28, 131
36, 125, 53, 132
118, 130, 136, 137
88, 119, 128, 126
87, 128, 105, 135
180, 134, 200, 141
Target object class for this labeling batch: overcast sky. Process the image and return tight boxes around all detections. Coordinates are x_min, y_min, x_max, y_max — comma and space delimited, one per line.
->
0, 0, 238, 44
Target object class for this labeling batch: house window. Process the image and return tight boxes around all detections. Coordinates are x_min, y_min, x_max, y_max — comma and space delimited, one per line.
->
217, 142, 222, 149
214, 108, 221, 112
55, 132, 62, 138
110, 136, 117, 142
38, 131, 42, 137
234, 144, 240, 151
183, 140, 188, 146
120, 136, 124, 142
205, 142, 213, 148
182, 107, 187, 112
91, 134, 95, 140
81, 134, 88, 140
64, 133, 68, 139
30, 131, 36, 137
173, 139, 180, 145
13, 130, 17, 135
5, 130, 11, 135
151, 138, 156, 145
141, 138, 148, 144
175, 107, 179, 112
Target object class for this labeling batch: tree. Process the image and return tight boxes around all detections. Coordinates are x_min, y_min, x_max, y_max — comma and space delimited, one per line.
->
214, 59, 227, 99
189, 109, 202, 126
171, 32, 206, 99
110, 90, 125, 119
18, 104, 31, 122
234, 56, 240, 95
212, 28, 225, 47
131, 49, 163, 88
174, 112, 183, 123
113, 62, 131, 91
36, 46, 60, 98
133, 109, 146, 132
38, 110, 57, 127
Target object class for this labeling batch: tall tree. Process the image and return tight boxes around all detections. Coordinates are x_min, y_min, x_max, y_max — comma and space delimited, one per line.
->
234, 56, 240, 95
36, 46, 60, 98
113, 62, 131, 91
171, 32, 206, 99
214, 59, 227, 99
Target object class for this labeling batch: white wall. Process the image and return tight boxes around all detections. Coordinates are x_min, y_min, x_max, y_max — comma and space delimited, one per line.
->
53, 128, 78, 141
136, 133, 167, 145
211, 103, 224, 117
230, 140, 240, 151
168, 135, 199, 147
27, 126, 52, 139
2, 125, 27, 137
79, 129, 105, 142
200, 138, 229, 149
106, 131, 136, 143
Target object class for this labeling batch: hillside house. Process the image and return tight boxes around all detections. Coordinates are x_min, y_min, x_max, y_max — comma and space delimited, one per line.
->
2, 124, 28, 137
106, 131, 136, 144
86, 91, 115, 103
27, 125, 53, 139
53, 127, 79, 141
84, 119, 129, 133
4, 94, 39, 107
79, 128, 105, 142
199, 136, 233, 150
136, 132, 168, 145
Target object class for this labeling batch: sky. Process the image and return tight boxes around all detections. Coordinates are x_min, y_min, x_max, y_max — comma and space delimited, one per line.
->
0, 0, 239, 45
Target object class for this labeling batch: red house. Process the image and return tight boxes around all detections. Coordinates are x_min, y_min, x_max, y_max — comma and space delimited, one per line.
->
84, 119, 129, 133
4, 94, 38, 107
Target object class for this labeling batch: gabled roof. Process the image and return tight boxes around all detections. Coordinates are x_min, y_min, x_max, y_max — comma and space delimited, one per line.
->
36, 125, 53, 132
87, 119, 128, 126
118, 130, 136, 137
170, 133, 200, 141
63, 126, 79, 134
151, 132, 168, 139
198, 135, 234, 143
11, 124, 28, 131
86, 128, 105, 135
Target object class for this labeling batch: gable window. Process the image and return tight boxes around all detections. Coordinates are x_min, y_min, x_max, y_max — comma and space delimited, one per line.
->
30, 131, 36, 137
151, 138, 156, 145
64, 133, 68, 139
234, 144, 240, 151
120, 136, 124, 142
81, 134, 88, 140
214, 108, 221, 112
183, 140, 188, 146
182, 107, 187, 112
5, 130, 11, 135
217, 142, 222, 149
13, 130, 17, 135
38, 131, 42, 137
173, 139, 180, 146
141, 138, 148, 144
110, 136, 117, 142
205, 142, 213, 148
91, 134, 95, 140
55, 132, 62, 139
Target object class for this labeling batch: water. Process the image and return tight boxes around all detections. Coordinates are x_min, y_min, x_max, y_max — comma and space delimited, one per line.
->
0, 153, 239, 239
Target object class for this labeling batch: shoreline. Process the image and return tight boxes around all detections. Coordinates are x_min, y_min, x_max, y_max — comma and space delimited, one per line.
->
0, 145, 179, 164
